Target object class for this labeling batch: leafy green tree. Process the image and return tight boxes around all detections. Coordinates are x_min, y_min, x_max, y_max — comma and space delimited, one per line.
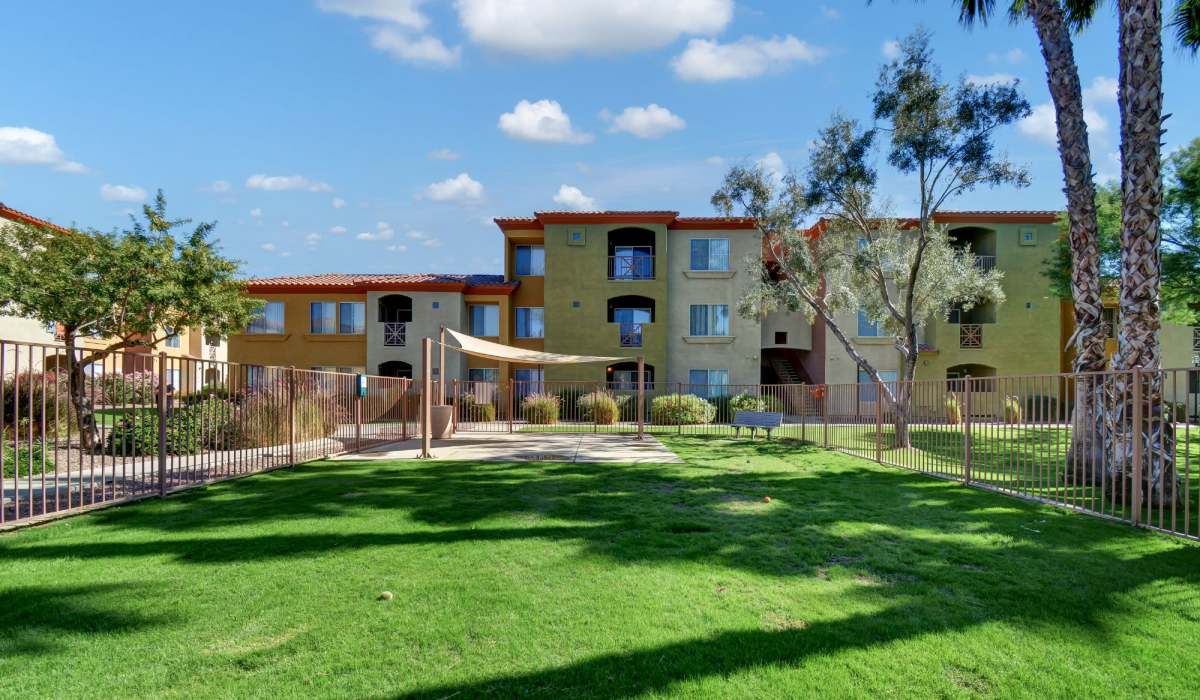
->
0, 192, 262, 450
715, 29, 1024, 446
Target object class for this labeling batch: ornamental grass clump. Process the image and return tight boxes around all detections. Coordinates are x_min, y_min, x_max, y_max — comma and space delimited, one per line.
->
458, 393, 496, 422
946, 395, 962, 425
522, 393, 560, 425
222, 380, 341, 448
1004, 396, 1023, 424
651, 394, 716, 425
577, 391, 622, 424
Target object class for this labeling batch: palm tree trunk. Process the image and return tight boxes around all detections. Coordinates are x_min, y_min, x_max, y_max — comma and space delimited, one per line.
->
1026, 0, 1107, 483
1111, 0, 1179, 508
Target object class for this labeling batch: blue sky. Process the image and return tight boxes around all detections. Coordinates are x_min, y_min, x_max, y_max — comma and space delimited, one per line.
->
2, 1, 1197, 278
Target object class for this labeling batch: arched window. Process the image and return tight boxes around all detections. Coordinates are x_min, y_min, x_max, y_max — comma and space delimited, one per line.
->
378, 360, 413, 379
378, 294, 413, 323
607, 227, 656, 280
606, 361, 654, 388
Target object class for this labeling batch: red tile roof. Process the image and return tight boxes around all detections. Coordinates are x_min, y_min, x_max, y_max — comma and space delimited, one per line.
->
494, 211, 759, 231
245, 273, 517, 295
0, 202, 71, 234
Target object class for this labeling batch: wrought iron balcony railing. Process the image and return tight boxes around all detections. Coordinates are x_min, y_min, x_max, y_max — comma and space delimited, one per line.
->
383, 321, 407, 347
960, 323, 983, 349
608, 255, 654, 280
619, 323, 643, 347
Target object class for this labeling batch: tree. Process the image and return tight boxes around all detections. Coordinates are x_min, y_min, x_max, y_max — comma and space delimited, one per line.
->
0, 192, 262, 450
715, 29, 1022, 446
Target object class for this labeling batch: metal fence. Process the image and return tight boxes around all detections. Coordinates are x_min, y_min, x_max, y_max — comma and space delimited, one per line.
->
1, 339, 419, 529
5, 335, 1198, 541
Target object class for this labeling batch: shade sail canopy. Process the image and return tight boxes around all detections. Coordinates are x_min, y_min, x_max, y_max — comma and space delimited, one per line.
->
444, 329, 629, 365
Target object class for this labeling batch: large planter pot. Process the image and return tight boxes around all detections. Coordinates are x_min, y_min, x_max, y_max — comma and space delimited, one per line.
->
430, 405, 454, 439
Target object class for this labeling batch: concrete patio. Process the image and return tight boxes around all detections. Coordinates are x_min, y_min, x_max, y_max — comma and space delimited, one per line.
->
332, 432, 684, 464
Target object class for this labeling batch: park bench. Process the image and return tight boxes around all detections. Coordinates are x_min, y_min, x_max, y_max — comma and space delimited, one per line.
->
732, 410, 784, 440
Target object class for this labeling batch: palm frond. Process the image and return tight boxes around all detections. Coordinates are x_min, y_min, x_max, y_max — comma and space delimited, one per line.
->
1171, 0, 1200, 53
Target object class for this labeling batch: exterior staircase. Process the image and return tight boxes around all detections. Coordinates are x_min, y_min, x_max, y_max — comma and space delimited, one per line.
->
770, 356, 806, 384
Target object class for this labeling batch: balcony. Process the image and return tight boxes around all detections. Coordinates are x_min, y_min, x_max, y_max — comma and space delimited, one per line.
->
974, 255, 996, 271
619, 323, 643, 348
960, 323, 983, 349
383, 322, 407, 347
609, 255, 654, 281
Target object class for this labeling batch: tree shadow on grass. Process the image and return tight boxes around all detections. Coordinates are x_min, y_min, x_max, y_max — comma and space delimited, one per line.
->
2, 437, 1198, 696
0, 583, 172, 658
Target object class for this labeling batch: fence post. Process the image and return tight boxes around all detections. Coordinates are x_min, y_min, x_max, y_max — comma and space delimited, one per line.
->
420, 338, 432, 458
875, 381, 883, 463
1131, 366, 1143, 525
822, 388, 829, 448
962, 375, 973, 485
157, 352, 168, 497
677, 382, 683, 435
401, 378, 409, 441
451, 378, 459, 433
508, 379, 515, 434
637, 355, 645, 440
354, 393, 362, 453
288, 366, 296, 467
799, 383, 807, 443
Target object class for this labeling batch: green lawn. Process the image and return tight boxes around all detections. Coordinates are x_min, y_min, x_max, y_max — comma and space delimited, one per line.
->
94, 406, 157, 427
2, 437, 1198, 698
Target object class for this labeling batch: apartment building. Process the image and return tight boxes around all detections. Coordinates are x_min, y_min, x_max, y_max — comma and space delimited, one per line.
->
0, 203, 227, 380
226, 274, 518, 382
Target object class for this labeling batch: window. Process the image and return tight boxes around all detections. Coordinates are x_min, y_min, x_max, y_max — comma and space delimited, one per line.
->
689, 238, 729, 271
204, 331, 221, 347
245, 365, 266, 387
857, 369, 898, 401
688, 369, 729, 398
611, 245, 654, 280
470, 305, 500, 336
467, 368, 498, 383
339, 302, 365, 334
857, 308, 882, 337
515, 307, 545, 338
164, 326, 180, 348
515, 245, 545, 276
165, 368, 181, 390
432, 301, 440, 309
514, 367, 544, 398
774, 331, 788, 345
309, 302, 336, 334
689, 304, 730, 336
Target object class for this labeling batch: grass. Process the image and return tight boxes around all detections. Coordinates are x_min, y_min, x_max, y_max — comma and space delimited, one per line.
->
2, 437, 1199, 697
94, 406, 157, 427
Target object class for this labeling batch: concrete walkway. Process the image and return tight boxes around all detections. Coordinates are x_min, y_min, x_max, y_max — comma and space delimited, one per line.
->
332, 432, 684, 464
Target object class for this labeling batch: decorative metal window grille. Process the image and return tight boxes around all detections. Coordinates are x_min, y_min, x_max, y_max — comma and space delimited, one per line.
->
384, 322, 407, 347
620, 323, 643, 347
960, 324, 983, 349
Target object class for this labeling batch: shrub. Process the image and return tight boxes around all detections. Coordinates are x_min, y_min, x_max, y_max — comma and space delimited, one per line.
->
578, 391, 621, 424
105, 409, 203, 456
651, 394, 716, 425
2, 371, 73, 437
221, 381, 341, 448
1003, 396, 1023, 424
1024, 395, 1059, 422
522, 393, 560, 424
2, 441, 53, 478
99, 371, 158, 405
457, 393, 496, 422
729, 392, 766, 413
181, 383, 231, 406
946, 395, 962, 425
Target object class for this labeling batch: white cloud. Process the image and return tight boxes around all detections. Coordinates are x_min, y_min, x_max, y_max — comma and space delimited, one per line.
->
604, 104, 686, 139
966, 73, 1016, 87
317, 0, 428, 30
705, 155, 725, 166
429, 148, 460, 160
260, 242, 278, 252
1019, 102, 1107, 145
671, 35, 825, 81
332, 197, 346, 209
820, 5, 840, 19
424, 172, 484, 202
406, 230, 441, 247
386, 243, 409, 252
304, 233, 321, 249
368, 26, 461, 66
757, 151, 786, 185
281, 220, 290, 228
552, 184, 597, 211
330, 225, 348, 234
881, 40, 901, 59
250, 208, 263, 218
498, 99, 592, 144
203, 180, 232, 193
356, 228, 395, 241
987, 48, 1025, 64
0, 126, 86, 173
246, 174, 333, 192
99, 184, 148, 202
456, 0, 732, 58
420, 238, 442, 248
1083, 75, 1118, 105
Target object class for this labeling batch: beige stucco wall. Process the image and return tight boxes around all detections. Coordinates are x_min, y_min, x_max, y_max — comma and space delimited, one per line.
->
366, 291, 467, 380
760, 310, 813, 352
665, 228, 762, 386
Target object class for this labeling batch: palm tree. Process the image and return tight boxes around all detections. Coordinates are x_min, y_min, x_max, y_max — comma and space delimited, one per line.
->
941, 0, 1199, 505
